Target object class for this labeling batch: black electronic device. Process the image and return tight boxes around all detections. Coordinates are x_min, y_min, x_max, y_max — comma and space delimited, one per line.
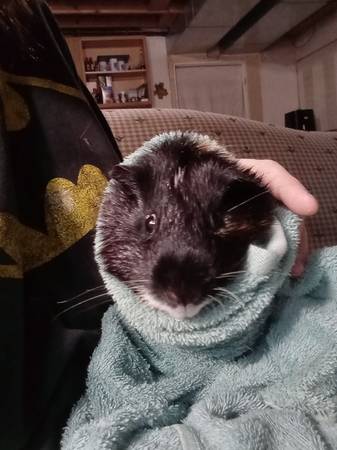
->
285, 109, 316, 131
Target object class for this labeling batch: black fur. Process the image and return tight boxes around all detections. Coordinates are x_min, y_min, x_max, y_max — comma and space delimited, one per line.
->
97, 133, 275, 309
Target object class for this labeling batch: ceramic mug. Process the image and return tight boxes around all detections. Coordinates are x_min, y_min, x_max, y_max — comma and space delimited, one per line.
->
109, 58, 117, 71
99, 61, 107, 71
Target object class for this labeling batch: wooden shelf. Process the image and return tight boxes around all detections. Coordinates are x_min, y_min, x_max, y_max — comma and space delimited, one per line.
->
82, 37, 144, 49
85, 69, 146, 76
66, 36, 152, 110
99, 101, 152, 109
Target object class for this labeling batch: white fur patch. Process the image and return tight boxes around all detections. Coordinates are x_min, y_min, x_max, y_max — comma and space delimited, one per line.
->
173, 167, 185, 188
141, 291, 212, 320
267, 219, 288, 258
246, 218, 288, 276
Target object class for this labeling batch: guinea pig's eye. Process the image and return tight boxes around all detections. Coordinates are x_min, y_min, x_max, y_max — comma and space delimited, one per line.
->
145, 214, 157, 234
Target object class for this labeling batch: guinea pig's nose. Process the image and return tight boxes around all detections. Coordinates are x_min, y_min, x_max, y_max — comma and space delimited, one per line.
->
152, 253, 210, 306
164, 291, 179, 306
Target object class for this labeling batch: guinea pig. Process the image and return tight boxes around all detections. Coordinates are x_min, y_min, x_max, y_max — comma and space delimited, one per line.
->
95, 132, 275, 320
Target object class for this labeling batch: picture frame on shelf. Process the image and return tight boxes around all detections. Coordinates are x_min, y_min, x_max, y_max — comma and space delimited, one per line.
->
136, 83, 148, 99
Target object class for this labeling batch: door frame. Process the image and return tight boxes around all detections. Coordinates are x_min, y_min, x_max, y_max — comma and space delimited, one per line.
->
171, 61, 249, 118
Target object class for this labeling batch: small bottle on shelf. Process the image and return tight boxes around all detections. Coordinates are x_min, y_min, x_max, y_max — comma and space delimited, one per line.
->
93, 87, 103, 104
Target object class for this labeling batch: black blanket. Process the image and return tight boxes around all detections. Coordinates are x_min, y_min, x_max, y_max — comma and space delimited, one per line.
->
0, 1, 121, 448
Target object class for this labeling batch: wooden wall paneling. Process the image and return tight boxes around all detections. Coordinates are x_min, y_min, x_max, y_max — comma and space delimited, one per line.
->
65, 36, 86, 82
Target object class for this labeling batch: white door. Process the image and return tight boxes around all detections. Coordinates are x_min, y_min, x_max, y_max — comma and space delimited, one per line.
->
175, 63, 245, 116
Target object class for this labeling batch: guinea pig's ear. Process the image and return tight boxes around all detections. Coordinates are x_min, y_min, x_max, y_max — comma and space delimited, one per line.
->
108, 165, 138, 198
108, 164, 136, 184
219, 173, 275, 238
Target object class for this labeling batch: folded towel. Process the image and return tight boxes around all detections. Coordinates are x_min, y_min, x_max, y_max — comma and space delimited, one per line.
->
61, 208, 337, 449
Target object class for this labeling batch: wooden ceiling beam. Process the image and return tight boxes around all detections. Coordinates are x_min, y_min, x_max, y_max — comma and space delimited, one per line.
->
49, 0, 148, 8
55, 14, 161, 29
49, 0, 184, 14
159, 13, 180, 28
148, 0, 172, 10
52, 8, 184, 15
284, 1, 337, 40
62, 28, 168, 36
49, 0, 189, 35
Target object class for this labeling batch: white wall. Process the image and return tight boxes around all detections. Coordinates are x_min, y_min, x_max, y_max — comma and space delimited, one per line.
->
165, 8, 337, 130
260, 41, 299, 127
168, 48, 301, 126
256, 9, 337, 130
295, 10, 337, 61
295, 10, 337, 131
146, 37, 172, 108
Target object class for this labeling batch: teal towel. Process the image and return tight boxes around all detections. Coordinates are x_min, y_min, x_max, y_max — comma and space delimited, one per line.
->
62, 209, 337, 449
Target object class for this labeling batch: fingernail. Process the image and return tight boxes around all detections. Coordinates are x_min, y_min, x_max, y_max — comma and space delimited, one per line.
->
303, 193, 319, 215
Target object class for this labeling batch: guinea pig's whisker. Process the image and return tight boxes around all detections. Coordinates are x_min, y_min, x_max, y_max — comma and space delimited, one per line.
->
226, 190, 269, 213
127, 284, 148, 293
126, 281, 145, 287
78, 298, 114, 314
127, 279, 150, 283
215, 270, 246, 279
213, 287, 244, 307
57, 284, 106, 304
209, 298, 229, 314
126, 281, 150, 292
208, 295, 225, 308
54, 292, 111, 320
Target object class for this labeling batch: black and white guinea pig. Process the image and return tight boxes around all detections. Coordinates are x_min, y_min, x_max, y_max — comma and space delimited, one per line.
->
95, 132, 275, 319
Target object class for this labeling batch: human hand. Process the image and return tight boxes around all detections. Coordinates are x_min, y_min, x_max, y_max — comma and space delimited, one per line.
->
238, 159, 319, 276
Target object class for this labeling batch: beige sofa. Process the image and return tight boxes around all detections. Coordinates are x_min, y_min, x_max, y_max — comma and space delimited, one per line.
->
103, 108, 337, 251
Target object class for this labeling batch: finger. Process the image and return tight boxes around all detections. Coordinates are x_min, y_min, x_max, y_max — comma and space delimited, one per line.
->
238, 159, 319, 216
